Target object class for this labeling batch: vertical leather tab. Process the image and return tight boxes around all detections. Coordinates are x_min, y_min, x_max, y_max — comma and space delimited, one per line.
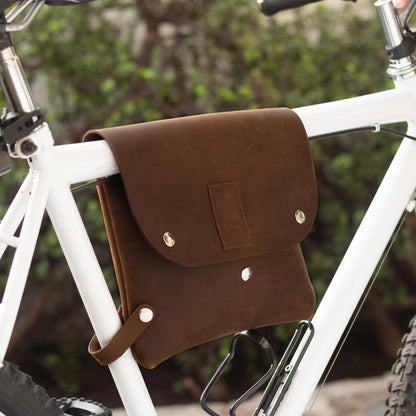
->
88, 305, 154, 366
208, 181, 252, 250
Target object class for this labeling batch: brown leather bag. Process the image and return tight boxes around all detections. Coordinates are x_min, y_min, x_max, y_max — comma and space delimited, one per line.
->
84, 108, 317, 369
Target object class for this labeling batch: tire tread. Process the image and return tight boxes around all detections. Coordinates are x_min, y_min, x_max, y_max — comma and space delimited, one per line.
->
0, 361, 63, 416
385, 315, 416, 416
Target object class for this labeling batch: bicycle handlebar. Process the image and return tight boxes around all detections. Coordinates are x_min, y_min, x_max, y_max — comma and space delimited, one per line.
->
257, 0, 323, 16
0, 0, 94, 15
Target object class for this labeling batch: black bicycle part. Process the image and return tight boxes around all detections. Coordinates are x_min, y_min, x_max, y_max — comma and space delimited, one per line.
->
201, 322, 314, 416
253, 321, 314, 416
257, 0, 356, 16
0, 361, 64, 416
386, 32, 416, 60
55, 397, 112, 416
385, 315, 416, 415
200, 330, 278, 416
0, 108, 43, 146
70, 175, 120, 193
257, 0, 322, 16
0, 0, 18, 14
45, 0, 95, 6
0, 13, 12, 44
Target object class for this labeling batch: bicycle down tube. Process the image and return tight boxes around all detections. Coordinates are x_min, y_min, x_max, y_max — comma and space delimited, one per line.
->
277, 118, 416, 413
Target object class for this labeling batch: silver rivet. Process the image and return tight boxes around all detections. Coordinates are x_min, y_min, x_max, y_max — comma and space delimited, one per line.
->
241, 267, 252, 281
163, 232, 175, 247
295, 210, 306, 224
138, 307, 154, 323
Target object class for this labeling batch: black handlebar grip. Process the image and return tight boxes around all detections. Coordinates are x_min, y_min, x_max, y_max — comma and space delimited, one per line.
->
257, 0, 323, 15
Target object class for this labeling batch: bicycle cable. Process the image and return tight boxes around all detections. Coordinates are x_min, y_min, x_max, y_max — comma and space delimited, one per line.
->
309, 125, 416, 141
70, 175, 117, 193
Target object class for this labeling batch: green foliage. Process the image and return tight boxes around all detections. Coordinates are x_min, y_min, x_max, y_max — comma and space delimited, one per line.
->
1, 0, 415, 400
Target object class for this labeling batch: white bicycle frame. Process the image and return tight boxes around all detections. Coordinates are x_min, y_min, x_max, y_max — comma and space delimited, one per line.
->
1, 1, 416, 415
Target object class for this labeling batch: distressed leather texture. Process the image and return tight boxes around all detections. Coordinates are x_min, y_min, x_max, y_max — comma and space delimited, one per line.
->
84, 108, 317, 369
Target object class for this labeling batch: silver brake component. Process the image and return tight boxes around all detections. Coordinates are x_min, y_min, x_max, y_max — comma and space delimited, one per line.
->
4, 0, 45, 32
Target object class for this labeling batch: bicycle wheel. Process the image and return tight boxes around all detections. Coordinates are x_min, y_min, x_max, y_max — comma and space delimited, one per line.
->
385, 315, 416, 415
0, 361, 63, 416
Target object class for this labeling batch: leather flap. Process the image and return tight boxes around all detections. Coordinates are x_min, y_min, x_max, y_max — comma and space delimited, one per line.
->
84, 108, 317, 267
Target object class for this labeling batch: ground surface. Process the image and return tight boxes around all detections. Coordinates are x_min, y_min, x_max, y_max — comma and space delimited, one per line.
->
112, 373, 391, 416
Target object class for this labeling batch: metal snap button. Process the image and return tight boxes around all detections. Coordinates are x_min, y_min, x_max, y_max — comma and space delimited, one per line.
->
163, 232, 175, 247
295, 210, 306, 224
241, 267, 253, 281
138, 307, 154, 323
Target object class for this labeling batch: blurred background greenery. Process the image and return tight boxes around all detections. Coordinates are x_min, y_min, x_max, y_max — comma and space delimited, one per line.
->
1, 0, 416, 407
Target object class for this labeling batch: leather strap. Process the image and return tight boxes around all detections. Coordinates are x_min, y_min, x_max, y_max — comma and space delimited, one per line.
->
88, 305, 154, 366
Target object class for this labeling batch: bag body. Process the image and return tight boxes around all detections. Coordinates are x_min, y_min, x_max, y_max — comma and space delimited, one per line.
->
84, 108, 317, 369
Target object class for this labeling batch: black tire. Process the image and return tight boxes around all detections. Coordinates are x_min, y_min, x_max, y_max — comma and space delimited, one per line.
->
0, 361, 63, 416
385, 315, 416, 415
